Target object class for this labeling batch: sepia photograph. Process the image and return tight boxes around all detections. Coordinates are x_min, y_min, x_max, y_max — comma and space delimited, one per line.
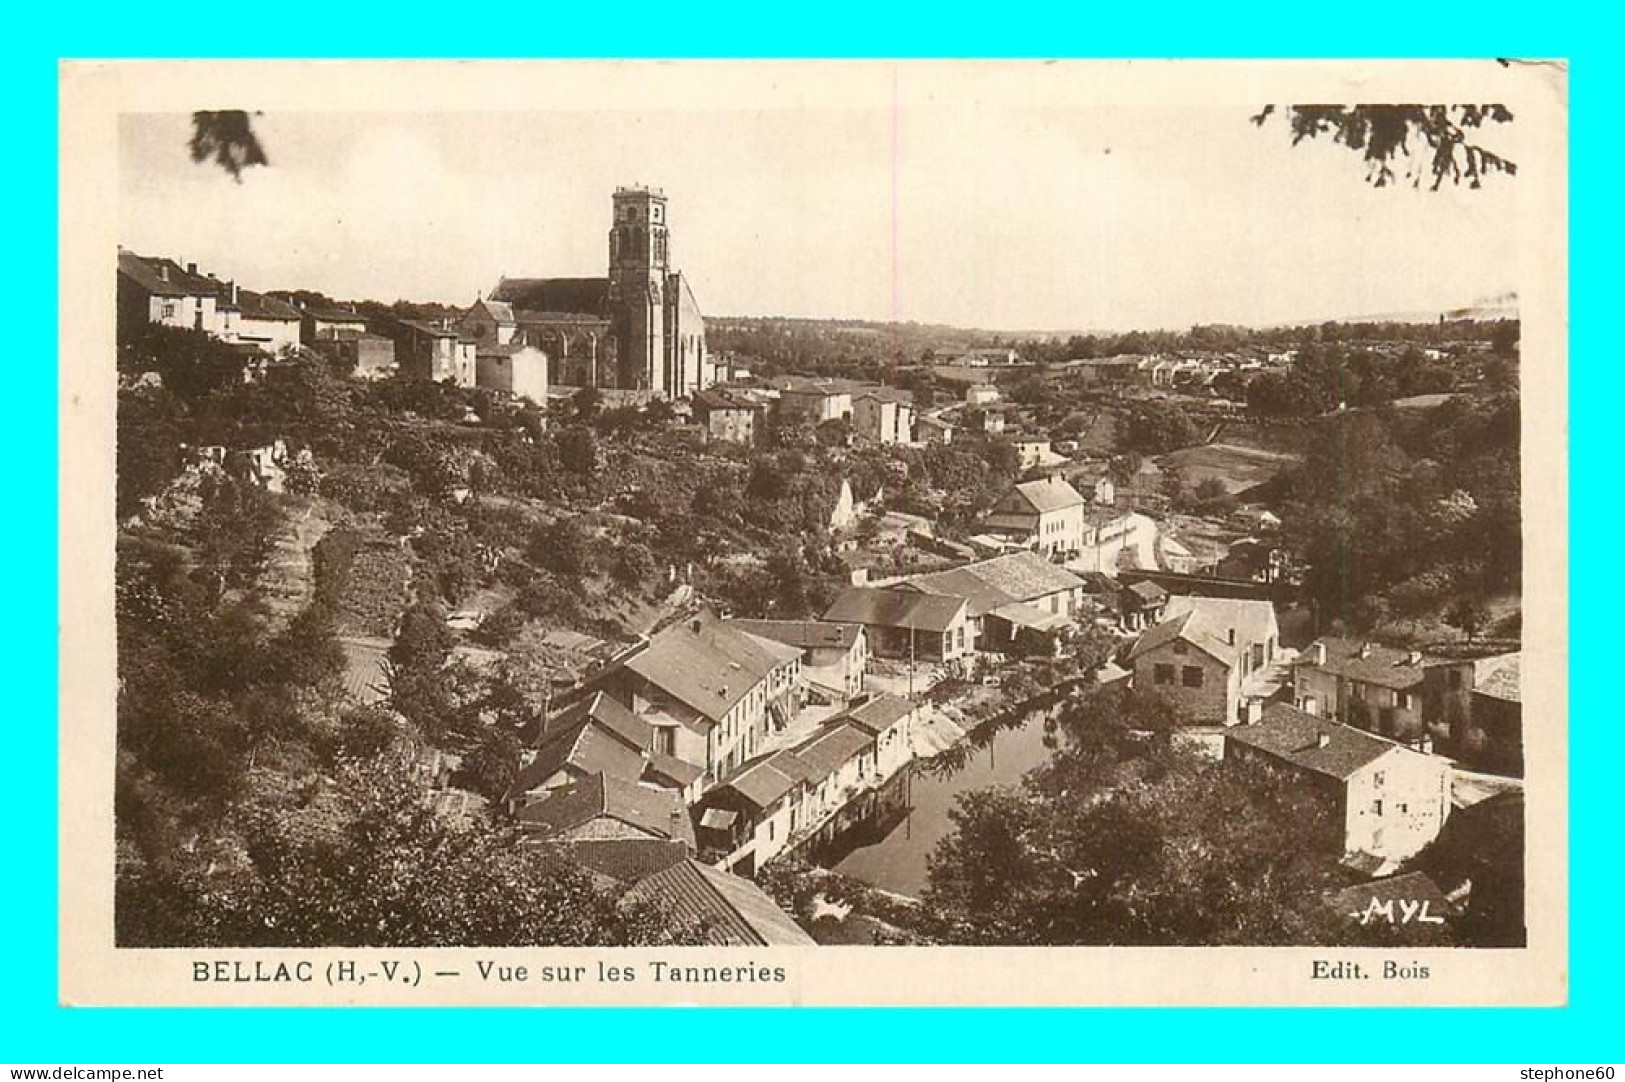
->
58, 58, 1568, 1006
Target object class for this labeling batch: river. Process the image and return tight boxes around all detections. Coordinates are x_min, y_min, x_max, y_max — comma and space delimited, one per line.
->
826, 707, 1060, 897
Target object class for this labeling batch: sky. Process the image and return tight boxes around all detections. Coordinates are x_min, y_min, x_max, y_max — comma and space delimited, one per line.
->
118, 102, 1524, 333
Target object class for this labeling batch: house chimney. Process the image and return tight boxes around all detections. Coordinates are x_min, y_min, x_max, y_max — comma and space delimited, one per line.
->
158, 264, 170, 282
1406, 650, 1423, 666
186, 262, 197, 275
1244, 700, 1262, 725
690, 617, 703, 634
1359, 642, 1373, 659
1315, 733, 1331, 749
1311, 642, 1326, 666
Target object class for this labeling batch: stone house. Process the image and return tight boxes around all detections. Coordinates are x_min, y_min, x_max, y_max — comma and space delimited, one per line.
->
851, 389, 914, 444
690, 388, 759, 445
513, 771, 697, 851
728, 619, 868, 703
1292, 638, 1478, 750
823, 587, 974, 663
599, 610, 804, 791
1226, 703, 1452, 864
475, 342, 550, 404
1127, 596, 1280, 725
984, 476, 1088, 558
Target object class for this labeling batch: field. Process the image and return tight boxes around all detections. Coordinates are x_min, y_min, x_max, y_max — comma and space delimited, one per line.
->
1158, 441, 1301, 496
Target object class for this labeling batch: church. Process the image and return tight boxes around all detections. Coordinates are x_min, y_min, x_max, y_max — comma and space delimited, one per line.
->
461, 186, 710, 397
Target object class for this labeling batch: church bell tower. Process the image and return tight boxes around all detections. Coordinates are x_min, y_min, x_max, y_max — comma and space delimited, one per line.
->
607, 186, 670, 393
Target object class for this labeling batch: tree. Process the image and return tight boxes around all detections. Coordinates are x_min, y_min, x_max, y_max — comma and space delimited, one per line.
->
1122, 400, 1200, 455
1448, 596, 1490, 642
572, 385, 603, 423
555, 424, 601, 479
1252, 104, 1515, 189
1106, 452, 1142, 491
922, 688, 1385, 946
190, 111, 269, 181
612, 540, 659, 591
120, 754, 699, 947
528, 518, 597, 581
459, 726, 522, 803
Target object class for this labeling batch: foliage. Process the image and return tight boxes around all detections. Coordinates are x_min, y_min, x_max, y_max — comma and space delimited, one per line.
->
1253, 104, 1515, 189
921, 686, 1433, 946
190, 110, 269, 181
118, 754, 697, 947
1122, 400, 1200, 455
1280, 394, 1519, 630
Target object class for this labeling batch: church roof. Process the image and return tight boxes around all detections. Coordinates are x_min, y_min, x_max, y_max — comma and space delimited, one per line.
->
491, 276, 609, 317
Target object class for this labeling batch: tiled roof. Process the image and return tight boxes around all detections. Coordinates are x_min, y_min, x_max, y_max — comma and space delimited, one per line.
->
642, 751, 704, 789
1474, 654, 1521, 703
691, 388, 757, 413
533, 691, 651, 751
515, 772, 696, 848
728, 618, 861, 652
394, 318, 459, 338
790, 722, 873, 780
718, 751, 813, 809
1297, 636, 1434, 691
899, 567, 1015, 619
561, 838, 690, 885
840, 693, 914, 736
1005, 477, 1086, 515
1126, 579, 1168, 602
1227, 703, 1399, 781
303, 305, 368, 323
626, 860, 815, 946
624, 610, 802, 725
1130, 596, 1278, 663
512, 694, 652, 796
949, 551, 1084, 603
491, 276, 609, 317
824, 587, 966, 634
236, 288, 301, 322
117, 251, 216, 298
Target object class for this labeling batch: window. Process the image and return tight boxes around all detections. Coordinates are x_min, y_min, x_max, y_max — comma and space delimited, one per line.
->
1372, 800, 1384, 816
767, 820, 775, 841
652, 728, 675, 756
1153, 663, 1175, 685
1399, 691, 1413, 710
956, 627, 965, 649
1373, 771, 1385, 788
1181, 666, 1205, 688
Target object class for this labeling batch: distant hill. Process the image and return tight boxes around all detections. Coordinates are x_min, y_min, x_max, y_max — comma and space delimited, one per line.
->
1276, 292, 1519, 328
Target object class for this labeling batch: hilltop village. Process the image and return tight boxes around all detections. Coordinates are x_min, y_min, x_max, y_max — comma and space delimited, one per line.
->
115, 187, 1524, 949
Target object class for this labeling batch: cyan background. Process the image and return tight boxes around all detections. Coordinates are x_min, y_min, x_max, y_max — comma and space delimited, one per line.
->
5, 4, 1603, 1062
